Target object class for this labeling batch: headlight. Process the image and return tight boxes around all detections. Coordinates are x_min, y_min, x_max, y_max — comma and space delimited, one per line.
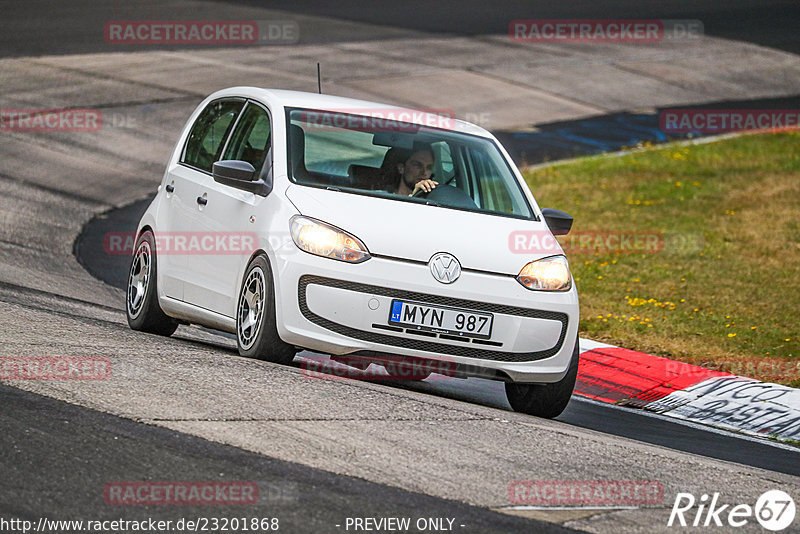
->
516, 255, 572, 291
290, 216, 370, 263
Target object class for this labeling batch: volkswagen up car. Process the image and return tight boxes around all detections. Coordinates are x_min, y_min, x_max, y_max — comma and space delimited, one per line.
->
126, 87, 580, 418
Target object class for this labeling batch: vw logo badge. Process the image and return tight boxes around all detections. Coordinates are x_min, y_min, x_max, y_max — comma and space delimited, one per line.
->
429, 253, 461, 284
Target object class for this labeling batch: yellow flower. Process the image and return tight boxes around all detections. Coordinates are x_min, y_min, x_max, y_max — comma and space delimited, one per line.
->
727, 333, 737, 338
786, 338, 792, 342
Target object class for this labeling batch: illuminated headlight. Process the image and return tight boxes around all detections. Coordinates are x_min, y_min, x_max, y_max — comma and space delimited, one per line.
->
290, 216, 370, 263
517, 255, 572, 291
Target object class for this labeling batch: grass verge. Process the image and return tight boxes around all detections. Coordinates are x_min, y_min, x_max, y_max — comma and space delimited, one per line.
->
523, 131, 800, 387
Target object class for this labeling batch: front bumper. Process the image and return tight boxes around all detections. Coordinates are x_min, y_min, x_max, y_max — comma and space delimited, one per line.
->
272, 249, 579, 383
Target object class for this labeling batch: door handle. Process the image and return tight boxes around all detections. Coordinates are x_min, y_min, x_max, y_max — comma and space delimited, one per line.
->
165, 184, 175, 193
196, 196, 207, 206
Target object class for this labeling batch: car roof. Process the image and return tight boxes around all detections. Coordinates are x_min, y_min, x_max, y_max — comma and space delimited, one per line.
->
210, 86, 493, 138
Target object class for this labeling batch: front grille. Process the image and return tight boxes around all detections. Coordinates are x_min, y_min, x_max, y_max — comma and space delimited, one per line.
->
297, 275, 568, 363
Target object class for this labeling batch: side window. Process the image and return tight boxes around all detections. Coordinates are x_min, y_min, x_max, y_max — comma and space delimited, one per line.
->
464, 147, 516, 214
222, 103, 271, 171
182, 100, 244, 172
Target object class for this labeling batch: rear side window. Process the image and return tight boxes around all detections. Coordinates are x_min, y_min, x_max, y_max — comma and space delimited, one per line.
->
222, 103, 271, 172
182, 100, 244, 172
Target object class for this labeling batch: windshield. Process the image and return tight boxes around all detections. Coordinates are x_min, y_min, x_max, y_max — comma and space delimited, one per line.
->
286, 108, 534, 219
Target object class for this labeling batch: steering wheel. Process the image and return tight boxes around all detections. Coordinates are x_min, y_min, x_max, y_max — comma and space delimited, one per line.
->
412, 180, 478, 209
412, 174, 457, 198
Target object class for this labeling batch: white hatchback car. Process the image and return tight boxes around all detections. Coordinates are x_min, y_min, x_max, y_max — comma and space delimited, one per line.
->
127, 87, 580, 417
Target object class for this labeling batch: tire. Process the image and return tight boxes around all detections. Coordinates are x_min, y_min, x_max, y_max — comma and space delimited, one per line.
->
236, 255, 296, 364
505, 339, 580, 418
126, 230, 179, 336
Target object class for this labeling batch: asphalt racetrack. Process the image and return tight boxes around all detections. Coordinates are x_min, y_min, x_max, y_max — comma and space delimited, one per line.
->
2, 2, 799, 533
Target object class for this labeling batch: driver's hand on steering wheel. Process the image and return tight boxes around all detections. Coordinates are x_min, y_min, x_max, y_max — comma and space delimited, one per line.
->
410, 179, 438, 196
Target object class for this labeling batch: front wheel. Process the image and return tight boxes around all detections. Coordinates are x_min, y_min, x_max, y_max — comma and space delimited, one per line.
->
236, 255, 296, 364
126, 230, 179, 336
505, 339, 579, 418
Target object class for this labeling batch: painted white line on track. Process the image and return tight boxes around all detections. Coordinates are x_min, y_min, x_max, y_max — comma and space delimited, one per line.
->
578, 338, 616, 352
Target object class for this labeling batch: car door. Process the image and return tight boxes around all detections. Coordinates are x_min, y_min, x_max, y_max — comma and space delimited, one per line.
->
161, 98, 244, 302
183, 100, 272, 317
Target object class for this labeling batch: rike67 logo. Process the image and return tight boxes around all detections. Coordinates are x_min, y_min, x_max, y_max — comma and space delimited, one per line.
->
668, 490, 795, 531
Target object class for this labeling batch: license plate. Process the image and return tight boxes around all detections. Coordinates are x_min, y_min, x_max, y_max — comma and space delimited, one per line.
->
388, 300, 493, 339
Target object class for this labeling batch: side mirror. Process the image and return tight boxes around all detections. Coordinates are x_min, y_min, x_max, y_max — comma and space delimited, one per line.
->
213, 160, 256, 182
541, 208, 573, 236
212, 160, 270, 196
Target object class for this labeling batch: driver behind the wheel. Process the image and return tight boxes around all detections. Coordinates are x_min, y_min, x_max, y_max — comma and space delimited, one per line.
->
389, 146, 438, 196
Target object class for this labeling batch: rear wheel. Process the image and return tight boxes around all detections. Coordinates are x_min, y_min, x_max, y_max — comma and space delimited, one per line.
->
505, 339, 579, 418
236, 255, 296, 364
126, 230, 179, 336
